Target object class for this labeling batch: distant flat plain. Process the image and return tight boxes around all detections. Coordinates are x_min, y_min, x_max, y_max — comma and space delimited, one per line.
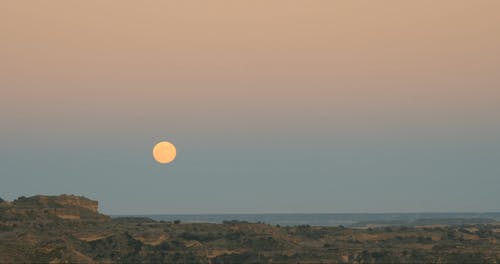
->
115, 212, 500, 227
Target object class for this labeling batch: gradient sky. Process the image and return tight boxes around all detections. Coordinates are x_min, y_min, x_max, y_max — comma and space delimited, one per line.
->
1, 1, 500, 214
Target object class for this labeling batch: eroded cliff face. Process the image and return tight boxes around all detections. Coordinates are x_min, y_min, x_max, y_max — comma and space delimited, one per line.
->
2, 194, 106, 221
53, 195, 98, 213
11, 194, 98, 212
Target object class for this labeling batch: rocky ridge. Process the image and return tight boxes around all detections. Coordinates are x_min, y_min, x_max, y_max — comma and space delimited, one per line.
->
0, 194, 106, 221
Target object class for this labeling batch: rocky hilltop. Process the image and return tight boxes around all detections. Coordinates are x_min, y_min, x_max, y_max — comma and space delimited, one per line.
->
1, 195, 500, 263
0, 194, 107, 221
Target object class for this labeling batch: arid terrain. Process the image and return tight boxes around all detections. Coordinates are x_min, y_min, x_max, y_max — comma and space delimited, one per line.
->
1, 195, 500, 263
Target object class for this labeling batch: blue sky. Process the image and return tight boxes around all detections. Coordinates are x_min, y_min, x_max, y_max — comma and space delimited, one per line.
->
1, 0, 500, 214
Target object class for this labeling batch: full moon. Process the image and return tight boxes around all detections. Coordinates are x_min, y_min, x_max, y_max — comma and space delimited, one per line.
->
152, 141, 177, 164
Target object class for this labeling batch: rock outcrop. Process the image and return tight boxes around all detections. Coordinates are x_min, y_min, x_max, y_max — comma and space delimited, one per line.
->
2, 194, 107, 221
52, 194, 99, 213
13, 195, 98, 212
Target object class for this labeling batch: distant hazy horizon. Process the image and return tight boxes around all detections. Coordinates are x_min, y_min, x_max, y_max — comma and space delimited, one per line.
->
112, 212, 500, 228
1, 1, 499, 215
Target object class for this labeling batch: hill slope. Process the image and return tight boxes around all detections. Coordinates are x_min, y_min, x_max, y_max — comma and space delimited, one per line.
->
1, 195, 500, 263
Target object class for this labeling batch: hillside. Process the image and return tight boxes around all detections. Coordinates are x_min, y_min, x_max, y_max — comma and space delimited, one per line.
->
1, 195, 500, 263
0, 194, 108, 222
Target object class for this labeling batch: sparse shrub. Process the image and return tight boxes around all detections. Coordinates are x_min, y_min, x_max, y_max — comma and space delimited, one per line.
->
417, 236, 432, 243
222, 220, 248, 225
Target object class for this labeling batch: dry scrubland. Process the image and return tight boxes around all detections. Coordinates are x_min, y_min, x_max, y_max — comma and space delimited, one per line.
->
1, 195, 500, 263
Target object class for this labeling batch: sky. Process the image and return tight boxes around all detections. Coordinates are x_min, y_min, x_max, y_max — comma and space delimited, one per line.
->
1, 0, 500, 214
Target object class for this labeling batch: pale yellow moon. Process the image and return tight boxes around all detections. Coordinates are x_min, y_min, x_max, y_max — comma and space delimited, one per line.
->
152, 141, 177, 164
